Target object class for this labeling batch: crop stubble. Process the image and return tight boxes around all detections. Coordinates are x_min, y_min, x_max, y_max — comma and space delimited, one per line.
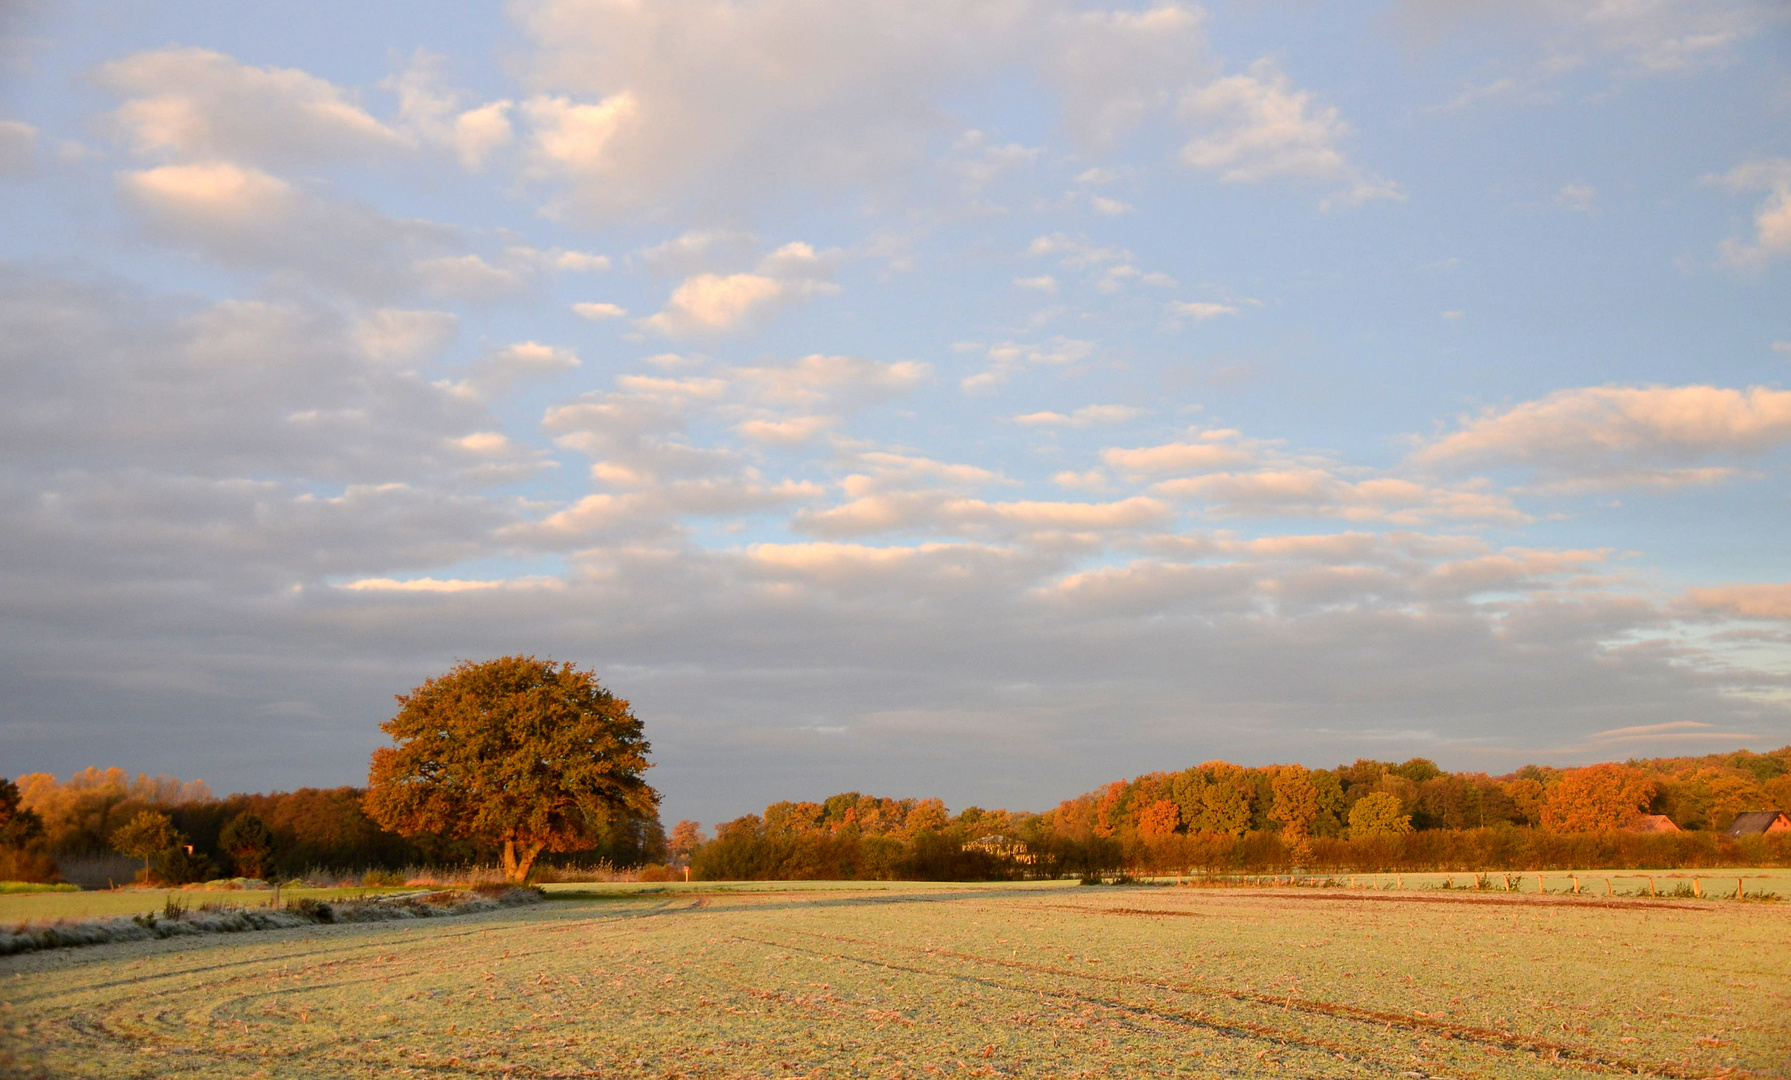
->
1, 884, 1785, 1079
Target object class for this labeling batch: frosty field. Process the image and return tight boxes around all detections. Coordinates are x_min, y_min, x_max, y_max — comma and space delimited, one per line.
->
2, 881, 1786, 1079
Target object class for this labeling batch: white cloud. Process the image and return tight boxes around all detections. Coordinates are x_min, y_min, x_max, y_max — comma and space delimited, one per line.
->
115, 161, 548, 303
504, 0, 1238, 218
948, 129, 1039, 191
1102, 438, 1251, 473
962, 337, 1097, 393
735, 415, 836, 445
410, 254, 532, 301
1557, 182, 1596, 212
1024, 232, 1129, 268
1014, 275, 1058, 293
98, 47, 407, 167
1706, 158, 1791, 267
1178, 59, 1399, 206
728, 353, 930, 410
1683, 583, 1791, 620
381, 49, 516, 170
0, 118, 36, 175
340, 576, 554, 593
542, 249, 610, 273
352, 308, 459, 364
1414, 383, 1791, 490
1164, 300, 1240, 324
572, 302, 628, 320
446, 341, 581, 399
1013, 404, 1144, 428
1406, 0, 1779, 82
796, 491, 1170, 538
642, 241, 842, 337
1154, 469, 1530, 524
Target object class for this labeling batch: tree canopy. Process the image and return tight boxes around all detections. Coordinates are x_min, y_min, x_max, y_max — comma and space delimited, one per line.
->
364, 656, 659, 883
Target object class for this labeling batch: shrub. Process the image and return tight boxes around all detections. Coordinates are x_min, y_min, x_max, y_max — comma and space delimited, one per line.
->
286, 898, 333, 923
153, 845, 218, 886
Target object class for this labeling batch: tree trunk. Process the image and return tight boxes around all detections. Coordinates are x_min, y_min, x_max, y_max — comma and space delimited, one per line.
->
513, 841, 546, 884
501, 836, 547, 884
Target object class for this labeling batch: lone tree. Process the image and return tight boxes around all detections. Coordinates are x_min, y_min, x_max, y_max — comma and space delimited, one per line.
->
364, 656, 659, 884
110, 809, 178, 883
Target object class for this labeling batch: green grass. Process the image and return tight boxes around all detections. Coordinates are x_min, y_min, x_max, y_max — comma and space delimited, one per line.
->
0, 882, 80, 894
2, 879, 1786, 1079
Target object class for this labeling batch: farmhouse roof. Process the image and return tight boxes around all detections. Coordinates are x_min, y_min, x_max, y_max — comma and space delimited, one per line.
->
1725, 810, 1791, 837
1622, 814, 1680, 834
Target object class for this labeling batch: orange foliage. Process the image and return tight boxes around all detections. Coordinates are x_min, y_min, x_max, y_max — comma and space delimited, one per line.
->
1136, 799, 1180, 839
1540, 764, 1654, 833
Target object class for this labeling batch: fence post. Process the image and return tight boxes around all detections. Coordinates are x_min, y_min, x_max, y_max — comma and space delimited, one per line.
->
1647, 876, 1655, 897
1736, 878, 1743, 900
1537, 873, 1544, 895
1693, 878, 1701, 899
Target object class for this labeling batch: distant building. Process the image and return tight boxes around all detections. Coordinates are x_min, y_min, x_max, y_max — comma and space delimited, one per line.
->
1622, 814, 1680, 834
1725, 810, 1791, 837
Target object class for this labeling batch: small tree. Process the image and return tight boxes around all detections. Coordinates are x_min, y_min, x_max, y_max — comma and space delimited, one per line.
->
219, 812, 275, 878
667, 820, 704, 864
111, 809, 178, 883
1348, 792, 1412, 837
364, 656, 660, 884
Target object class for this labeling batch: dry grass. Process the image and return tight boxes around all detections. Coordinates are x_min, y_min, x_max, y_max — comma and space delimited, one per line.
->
2, 881, 1786, 1078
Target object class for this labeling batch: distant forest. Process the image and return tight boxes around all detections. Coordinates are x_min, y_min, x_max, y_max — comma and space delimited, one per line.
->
4, 746, 1788, 884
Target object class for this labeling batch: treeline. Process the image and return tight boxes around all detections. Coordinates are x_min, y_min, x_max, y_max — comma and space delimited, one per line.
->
9, 747, 1789, 885
679, 748, 1791, 880
5, 768, 665, 885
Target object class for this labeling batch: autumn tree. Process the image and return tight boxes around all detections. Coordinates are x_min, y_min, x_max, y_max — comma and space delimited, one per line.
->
1270, 765, 1320, 839
667, 820, 704, 863
1200, 783, 1250, 837
903, 797, 950, 837
1540, 763, 1655, 832
1501, 777, 1545, 826
110, 809, 178, 882
1348, 792, 1412, 837
1136, 799, 1181, 838
364, 656, 659, 884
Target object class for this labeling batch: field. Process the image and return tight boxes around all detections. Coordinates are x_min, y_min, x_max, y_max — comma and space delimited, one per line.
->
1, 880, 1786, 1079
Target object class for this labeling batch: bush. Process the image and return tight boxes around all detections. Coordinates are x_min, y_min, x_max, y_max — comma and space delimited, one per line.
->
636, 864, 677, 882
0, 848, 62, 884
153, 845, 218, 886
285, 898, 334, 923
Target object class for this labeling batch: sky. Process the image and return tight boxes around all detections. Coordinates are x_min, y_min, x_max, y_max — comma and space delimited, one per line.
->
1, 0, 1788, 830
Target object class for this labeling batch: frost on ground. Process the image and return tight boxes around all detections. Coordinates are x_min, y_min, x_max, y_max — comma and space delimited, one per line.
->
0, 885, 543, 956
1, 883, 1786, 1079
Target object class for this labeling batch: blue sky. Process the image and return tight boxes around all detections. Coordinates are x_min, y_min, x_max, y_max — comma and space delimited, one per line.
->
1, 0, 1788, 828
